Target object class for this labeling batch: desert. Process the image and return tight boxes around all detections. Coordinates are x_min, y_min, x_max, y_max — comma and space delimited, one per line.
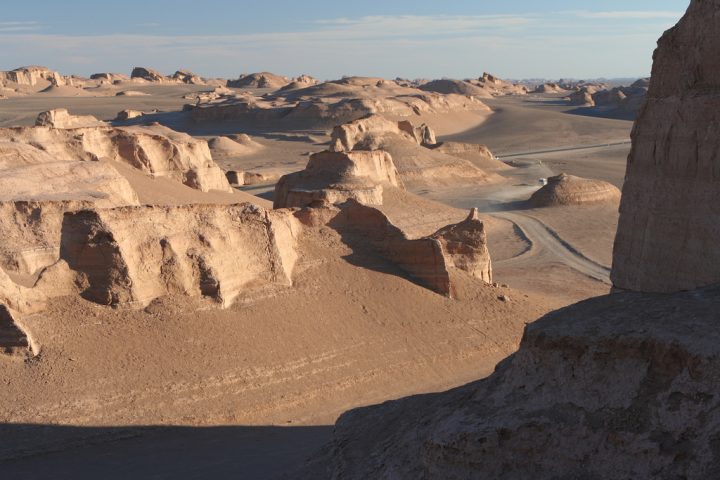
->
0, 2, 710, 479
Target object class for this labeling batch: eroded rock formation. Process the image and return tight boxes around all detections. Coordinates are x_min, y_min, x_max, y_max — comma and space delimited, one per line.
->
0, 66, 65, 87
0, 304, 32, 357
35, 108, 106, 128
274, 150, 401, 208
0, 114, 232, 194
529, 173, 621, 207
612, 1, 719, 293
305, 287, 720, 479
227, 72, 290, 89
60, 203, 299, 308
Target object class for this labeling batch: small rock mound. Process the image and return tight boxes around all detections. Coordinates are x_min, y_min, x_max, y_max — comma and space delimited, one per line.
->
419, 79, 492, 98
208, 134, 263, 158
529, 173, 620, 207
227, 72, 289, 89
35, 109, 105, 128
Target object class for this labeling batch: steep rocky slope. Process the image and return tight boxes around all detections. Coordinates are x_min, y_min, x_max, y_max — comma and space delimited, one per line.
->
612, 0, 720, 293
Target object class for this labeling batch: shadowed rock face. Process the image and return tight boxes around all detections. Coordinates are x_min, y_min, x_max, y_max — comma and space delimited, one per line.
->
304, 287, 720, 479
60, 204, 299, 308
612, 0, 720, 293
299, 201, 492, 296
0, 304, 32, 357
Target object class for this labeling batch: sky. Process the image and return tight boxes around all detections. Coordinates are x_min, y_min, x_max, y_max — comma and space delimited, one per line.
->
0, 0, 689, 80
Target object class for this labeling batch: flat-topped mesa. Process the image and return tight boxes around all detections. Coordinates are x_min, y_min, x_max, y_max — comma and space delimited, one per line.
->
274, 150, 402, 209
0, 114, 232, 194
35, 108, 106, 129
329, 114, 436, 152
60, 203, 299, 308
0, 66, 65, 87
612, 0, 720, 293
530, 173, 621, 207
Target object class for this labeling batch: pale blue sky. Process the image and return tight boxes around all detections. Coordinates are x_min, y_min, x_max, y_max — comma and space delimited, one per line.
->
0, 0, 689, 79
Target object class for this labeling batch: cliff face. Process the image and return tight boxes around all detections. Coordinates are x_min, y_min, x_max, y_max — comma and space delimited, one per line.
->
60, 204, 299, 308
612, 0, 720, 292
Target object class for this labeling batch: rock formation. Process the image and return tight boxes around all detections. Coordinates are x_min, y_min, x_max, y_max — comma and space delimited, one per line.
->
299, 4, 720, 478
474, 73, 528, 96
130, 67, 166, 82
208, 134, 263, 158
529, 173, 621, 207
0, 304, 32, 357
35, 108, 106, 128
227, 72, 290, 89
0, 66, 65, 87
533, 82, 566, 93
325, 114, 502, 187
419, 79, 493, 98
299, 201, 492, 296
60, 203, 299, 308
329, 114, 435, 152
567, 88, 596, 106
0, 114, 232, 194
305, 286, 720, 479
612, 3, 718, 292
90, 72, 130, 83
274, 150, 401, 208
428, 142, 510, 171
172, 69, 204, 84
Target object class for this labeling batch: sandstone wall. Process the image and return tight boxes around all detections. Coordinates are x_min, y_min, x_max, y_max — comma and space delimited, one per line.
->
612, 0, 720, 292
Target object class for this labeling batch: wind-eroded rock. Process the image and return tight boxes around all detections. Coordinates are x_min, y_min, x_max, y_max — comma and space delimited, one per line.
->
0, 66, 65, 87
274, 150, 402, 208
308, 287, 720, 479
529, 173, 621, 207
329, 114, 436, 152
0, 115, 232, 194
60, 203, 299, 308
612, 0, 720, 293
35, 108, 106, 129
299, 201, 492, 296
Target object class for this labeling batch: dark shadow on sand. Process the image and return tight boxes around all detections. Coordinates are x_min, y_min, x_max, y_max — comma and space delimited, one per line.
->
0, 423, 332, 480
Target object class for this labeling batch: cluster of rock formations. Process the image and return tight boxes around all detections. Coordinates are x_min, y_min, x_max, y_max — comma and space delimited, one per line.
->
529, 173, 621, 207
296, 2, 720, 478
417, 74, 528, 98
188, 76, 491, 128
567, 78, 649, 116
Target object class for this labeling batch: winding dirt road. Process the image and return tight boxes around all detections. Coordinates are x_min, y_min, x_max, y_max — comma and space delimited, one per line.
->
492, 211, 611, 284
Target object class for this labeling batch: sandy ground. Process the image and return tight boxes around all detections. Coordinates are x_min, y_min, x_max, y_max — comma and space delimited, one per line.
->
0, 87, 633, 478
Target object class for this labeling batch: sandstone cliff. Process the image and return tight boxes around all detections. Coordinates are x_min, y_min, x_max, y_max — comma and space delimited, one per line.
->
60, 203, 299, 308
612, 0, 719, 293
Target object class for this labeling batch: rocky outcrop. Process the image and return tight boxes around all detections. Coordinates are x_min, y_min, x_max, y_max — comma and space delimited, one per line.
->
274, 150, 401, 208
227, 72, 289, 89
130, 67, 165, 82
0, 200, 94, 278
329, 114, 435, 152
529, 173, 621, 207
35, 109, 106, 128
172, 69, 203, 84
307, 286, 720, 479
60, 203, 299, 308
612, 1, 718, 293
428, 142, 509, 171
0, 304, 33, 357
419, 79, 493, 98
567, 88, 596, 106
533, 82, 566, 93
90, 72, 129, 83
0, 66, 64, 87
0, 117, 232, 194
0, 142, 139, 206
474, 72, 528, 96
208, 134, 263, 158
312, 201, 492, 296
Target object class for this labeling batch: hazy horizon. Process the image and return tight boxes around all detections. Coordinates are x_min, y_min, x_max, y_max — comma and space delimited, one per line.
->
1, 0, 688, 80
